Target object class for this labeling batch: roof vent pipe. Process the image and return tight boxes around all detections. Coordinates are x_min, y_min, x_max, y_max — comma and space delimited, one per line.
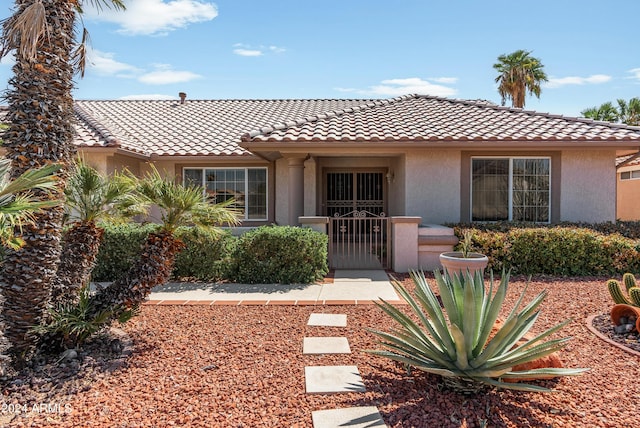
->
179, 92, 187, 104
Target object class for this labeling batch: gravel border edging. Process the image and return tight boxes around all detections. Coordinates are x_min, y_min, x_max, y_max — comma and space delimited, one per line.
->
585, 314, 640, 358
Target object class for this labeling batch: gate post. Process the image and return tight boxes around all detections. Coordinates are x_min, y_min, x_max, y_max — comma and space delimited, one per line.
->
299, 216, 329, 234
390, 217, 421, 273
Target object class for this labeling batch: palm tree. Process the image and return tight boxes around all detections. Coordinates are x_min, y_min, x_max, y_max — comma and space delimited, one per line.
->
581, 102, 620, 123
0, 0, 125, 365
616, 98, 640, 126
90, 166, 241, 321
493, 50, 548, 108
0, 159, 61, 250
50, 161, 147, 308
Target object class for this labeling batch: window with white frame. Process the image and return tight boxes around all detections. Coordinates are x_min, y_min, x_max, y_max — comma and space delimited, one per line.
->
183, 167, 267, 220
471, 157, 550, 222
620, 170, 640, 180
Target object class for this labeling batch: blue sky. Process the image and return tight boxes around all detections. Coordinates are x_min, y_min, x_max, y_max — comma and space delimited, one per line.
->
1, 0, 639, 117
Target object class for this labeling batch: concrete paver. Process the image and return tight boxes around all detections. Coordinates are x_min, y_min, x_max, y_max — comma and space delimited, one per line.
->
304, 365, 365, 394
307, 313, 347, 327
311, 406, 387, 428
303, 337, 351, 355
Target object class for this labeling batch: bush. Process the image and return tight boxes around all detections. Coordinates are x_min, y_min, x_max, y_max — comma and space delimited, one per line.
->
231, 225, 328, 284
91, 223, 157, 281
173, 227, 237, 281
450, 224, 640, 276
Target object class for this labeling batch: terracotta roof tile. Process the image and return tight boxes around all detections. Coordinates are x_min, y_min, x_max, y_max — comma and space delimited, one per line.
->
243, 94, 640, 143
73, 98, 373, 156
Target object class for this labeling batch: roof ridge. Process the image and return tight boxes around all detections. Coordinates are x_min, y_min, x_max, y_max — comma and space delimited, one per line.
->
240, 95, 418, 141
411, 94, 640, 131
73, 103, 121, 147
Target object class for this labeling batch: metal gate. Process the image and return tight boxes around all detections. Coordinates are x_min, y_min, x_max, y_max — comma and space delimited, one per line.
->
328, 210, 391, 269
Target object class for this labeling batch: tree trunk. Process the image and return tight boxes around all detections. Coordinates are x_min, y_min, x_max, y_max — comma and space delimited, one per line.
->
90, 231, 185, 320
50, 221, 104, 308
0, 0, 76, 365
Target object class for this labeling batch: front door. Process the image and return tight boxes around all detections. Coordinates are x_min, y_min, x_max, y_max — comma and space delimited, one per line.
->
324, 171, 390, 269
324, 171, 385, 217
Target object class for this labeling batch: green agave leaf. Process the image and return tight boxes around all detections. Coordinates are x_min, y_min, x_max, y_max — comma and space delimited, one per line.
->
500, 367, 589, 379
367, 328, 452, 367
434, 270, 460, 326
480, 377, 556, 393
365, 350, 457, 377
486, 338, 571, 370
474, 273, 509, 355
373, 299, 443, 351
450, 324, 469, 370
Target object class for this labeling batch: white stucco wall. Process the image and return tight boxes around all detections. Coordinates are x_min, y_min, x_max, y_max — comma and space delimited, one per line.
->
560, 150, 617, 223
404, 150, 461, 224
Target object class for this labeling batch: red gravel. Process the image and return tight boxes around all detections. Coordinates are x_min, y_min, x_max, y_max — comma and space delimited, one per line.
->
2, 274, 639, 427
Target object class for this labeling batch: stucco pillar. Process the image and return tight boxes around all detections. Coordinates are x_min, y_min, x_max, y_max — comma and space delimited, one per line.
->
390, 216, 421, 273
287, 156, 306, 226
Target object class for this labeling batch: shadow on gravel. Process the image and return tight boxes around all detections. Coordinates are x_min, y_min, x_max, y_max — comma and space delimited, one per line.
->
353, 366, 559, 428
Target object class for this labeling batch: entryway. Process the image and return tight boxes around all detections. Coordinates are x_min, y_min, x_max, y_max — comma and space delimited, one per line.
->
324, 171, 391, 269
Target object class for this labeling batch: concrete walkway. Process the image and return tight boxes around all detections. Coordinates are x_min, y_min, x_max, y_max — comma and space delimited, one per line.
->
144, 269, 400, 306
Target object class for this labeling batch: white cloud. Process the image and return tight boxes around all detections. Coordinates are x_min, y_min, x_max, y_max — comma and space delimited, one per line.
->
429, 77, 458, 84
627, 68, 640, 81
86, 49, 141, 77
119, 94, 176, 100
138, 65, 202, 84
84, 0, 218, 36
545, 74, 611, 88
233, 49, 263, 57
337, 77, 457, 97
232, 43, 286, 57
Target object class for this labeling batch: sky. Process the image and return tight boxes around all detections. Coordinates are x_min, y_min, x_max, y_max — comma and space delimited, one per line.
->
0, 0, 639, 118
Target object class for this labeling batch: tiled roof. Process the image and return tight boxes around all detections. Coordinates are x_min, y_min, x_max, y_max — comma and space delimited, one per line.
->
73, 99, 373, 156
241, 94, 640, 143
3, 95, 640, 158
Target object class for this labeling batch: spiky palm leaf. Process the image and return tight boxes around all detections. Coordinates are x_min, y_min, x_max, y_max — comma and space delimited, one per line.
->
493, 50, 548, 108
52, 161, 149, 307
90, 166, 242, 320
367, 270, 588, 393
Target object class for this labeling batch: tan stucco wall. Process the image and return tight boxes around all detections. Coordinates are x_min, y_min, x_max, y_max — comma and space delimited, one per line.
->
560, 150, 617, 223
404, 150, 461, 224
275, 157, 288, 225
616, 165, 640, 220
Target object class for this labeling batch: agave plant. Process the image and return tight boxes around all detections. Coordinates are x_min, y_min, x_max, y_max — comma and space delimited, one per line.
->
367, 270, 588, 393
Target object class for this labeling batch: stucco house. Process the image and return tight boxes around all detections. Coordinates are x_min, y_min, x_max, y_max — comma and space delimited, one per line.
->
616, 153, 640, 220
4, 93, 640, 271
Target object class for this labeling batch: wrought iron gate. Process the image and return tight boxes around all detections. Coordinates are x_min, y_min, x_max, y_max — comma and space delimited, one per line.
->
328, 210, 391, 269
325, 171, 390, 269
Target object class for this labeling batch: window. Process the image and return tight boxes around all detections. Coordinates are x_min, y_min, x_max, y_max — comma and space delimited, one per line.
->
620, 170, 640, 180
184, 167, 267, 220
471, 157, 550, 222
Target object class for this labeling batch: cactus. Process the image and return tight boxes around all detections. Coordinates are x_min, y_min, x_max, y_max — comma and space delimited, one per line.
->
623, 273, 637, 292
629, 287, 640, 306
608, 279, 632, 305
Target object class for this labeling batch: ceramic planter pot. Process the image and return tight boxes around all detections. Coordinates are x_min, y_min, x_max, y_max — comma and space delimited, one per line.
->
610, 303, 640, 332
439, 251, 489, 278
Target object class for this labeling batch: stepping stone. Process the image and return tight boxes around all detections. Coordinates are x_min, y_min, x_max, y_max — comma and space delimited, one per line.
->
307, 313, 347, 327
305, 365, 365, 394
311, 406, 386, 428
303, 337, 351, 355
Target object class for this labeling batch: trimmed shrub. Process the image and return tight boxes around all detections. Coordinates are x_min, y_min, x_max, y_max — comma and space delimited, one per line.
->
451, 224, 640, 276
231, 225, 328, 284
91, 223, 157, 281
173, 228, 237, 281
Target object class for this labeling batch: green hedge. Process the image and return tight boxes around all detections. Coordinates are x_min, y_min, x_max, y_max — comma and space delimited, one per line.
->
90, 224, 327, 284
231, 225, 328, 284
173, 228, 237, 281
451, 225, 640, 276
91, 223, 157, 281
